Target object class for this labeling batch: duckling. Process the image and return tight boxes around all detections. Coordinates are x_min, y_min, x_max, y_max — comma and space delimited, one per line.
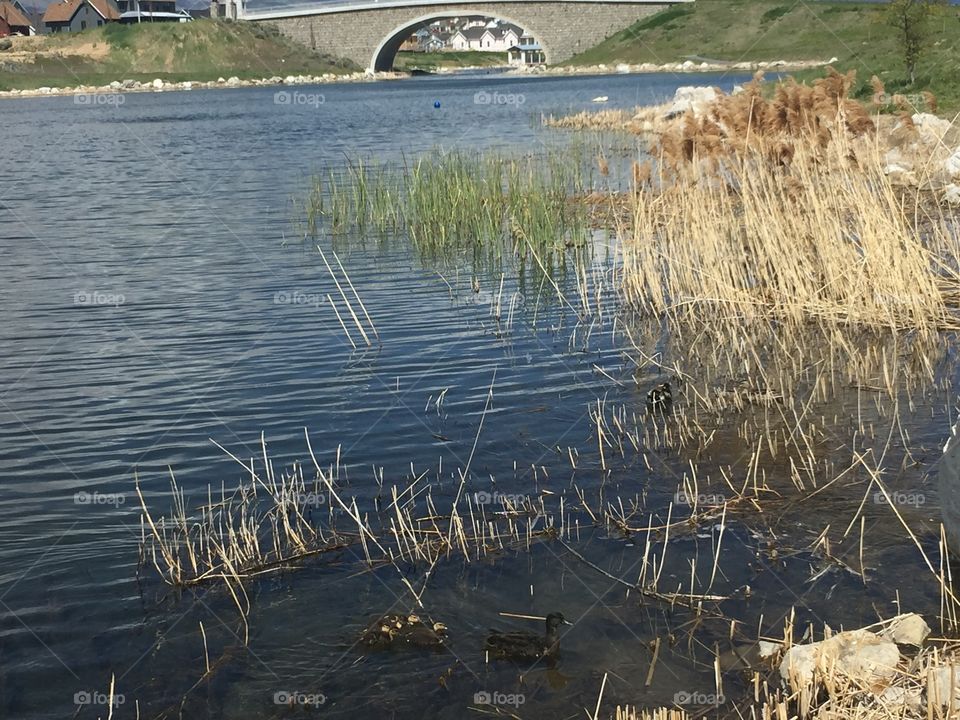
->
484, 613, 571, 662
646, 381, 672, 413
360, 613, 448, 650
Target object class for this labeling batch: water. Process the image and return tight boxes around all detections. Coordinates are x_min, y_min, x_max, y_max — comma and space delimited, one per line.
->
0, 71, 954, 719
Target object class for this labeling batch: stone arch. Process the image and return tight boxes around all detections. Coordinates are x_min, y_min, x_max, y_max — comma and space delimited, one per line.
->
370, 10, 548, 72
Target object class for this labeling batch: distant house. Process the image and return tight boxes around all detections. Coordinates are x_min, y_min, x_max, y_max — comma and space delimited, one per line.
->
118, 0, 191, 23
450, 26, 485, 50
42, 0, 119, 32
452, 24, 530, 52
0, 0, 35, 35
508, 41, 544, 66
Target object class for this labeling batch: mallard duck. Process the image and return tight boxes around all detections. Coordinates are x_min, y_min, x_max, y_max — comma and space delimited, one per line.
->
646, 382, 672, 412
484, 613, 571, 661
360, 613, 448, 650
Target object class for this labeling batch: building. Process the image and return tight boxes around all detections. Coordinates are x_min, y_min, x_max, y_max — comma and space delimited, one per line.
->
118, 0, 191, 23
0, 0, 35, 35
42, 0, 119, 32
209, 0, 241, 19
508, 41, 544, 66
451, 23, 530, 52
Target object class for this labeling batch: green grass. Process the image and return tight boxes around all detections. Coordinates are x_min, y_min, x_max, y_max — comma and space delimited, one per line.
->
392, 50, 508, 71
0, 19, 359, 91
566, 0, 960, 110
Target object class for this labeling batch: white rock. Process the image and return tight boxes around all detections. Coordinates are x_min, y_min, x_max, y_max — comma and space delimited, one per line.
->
879, 614, 931, 647
152, 78, 163, 89
616, 63, 631, 74
912, 112, 952, 141
37, 86, 51, 94
829, 56, 838, 63
181, 81, 192, 90
225, 76, 240, 86
758, 640, 780, 658
681, 59, 695, 70
928, 666, 960, 707
665, 85, 719, 118
217, 76, 226, 84
944, 184, 960, 206
283, 75, 295, 84
780, 629, 900, 687
109, 80, 121, 89
945, 149, 960, 178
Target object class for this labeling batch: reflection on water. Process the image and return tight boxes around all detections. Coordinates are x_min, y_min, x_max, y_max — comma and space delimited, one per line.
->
0, 70, 955, 719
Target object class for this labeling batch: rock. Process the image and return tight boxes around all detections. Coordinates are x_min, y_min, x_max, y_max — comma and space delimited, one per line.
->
616, 63, 631, 74
665, 85, 720, 119
225, 76, 240, 86
181, 81, 192, 90
944, 184, 960, 206
928, 666, 960, 707
151, 78, 163, 89
780, 629, 900, 688
109, 80, 121, 90
758, 640, 780, 658
912, 112, 952, 142
681, 59, 696, 70
283, 75, 295, 84
879, 613, 930, 647
121, 79, 136, 89
217, 76, 226, 84
37, 86, 51, 94
945, 149, 960, 178
880, 685, 923, 709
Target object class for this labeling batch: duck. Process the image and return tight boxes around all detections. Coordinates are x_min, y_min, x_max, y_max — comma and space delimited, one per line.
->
484, 613, 572, 661
360, 613, 448, 650
592, 96, 609, 103
646, 381, 672, 412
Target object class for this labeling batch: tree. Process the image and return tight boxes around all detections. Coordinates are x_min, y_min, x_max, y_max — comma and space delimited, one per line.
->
885, 0, 947, 85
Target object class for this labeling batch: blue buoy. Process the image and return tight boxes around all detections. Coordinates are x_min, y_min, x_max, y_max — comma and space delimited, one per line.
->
434, 100, 441, 108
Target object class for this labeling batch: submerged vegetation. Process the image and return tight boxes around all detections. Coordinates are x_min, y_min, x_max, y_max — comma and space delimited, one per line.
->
129, 70, 960, 718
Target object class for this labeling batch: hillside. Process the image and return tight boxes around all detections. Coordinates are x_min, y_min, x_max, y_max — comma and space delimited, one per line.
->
567, 0, 960, 109
0, 19, 358, 90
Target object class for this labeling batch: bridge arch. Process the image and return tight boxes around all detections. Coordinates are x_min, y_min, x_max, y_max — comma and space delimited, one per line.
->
371, 10, 547, 72
258, 2, 676, 73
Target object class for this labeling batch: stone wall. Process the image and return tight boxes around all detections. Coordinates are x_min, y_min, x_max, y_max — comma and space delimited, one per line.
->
262, 2, 667, 71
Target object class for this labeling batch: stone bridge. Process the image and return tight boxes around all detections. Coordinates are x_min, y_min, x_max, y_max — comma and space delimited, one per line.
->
238, 0, 680, 72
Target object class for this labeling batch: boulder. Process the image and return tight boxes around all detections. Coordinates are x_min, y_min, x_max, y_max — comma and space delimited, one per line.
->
665, 85, 720, 119
225, 76, 240, 86
681, 59, 696, 70
928, 666, 960, 707
780, 628, 900, 688
912, 112, 953, 142
109, 80, 121, 90
151, 78, 163, 89
616, 63, 631, 74
121, 79, 136, 89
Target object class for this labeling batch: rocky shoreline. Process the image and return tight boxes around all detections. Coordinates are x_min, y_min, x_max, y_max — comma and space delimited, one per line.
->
0, 70, 407, 100
0, 57, 835, 101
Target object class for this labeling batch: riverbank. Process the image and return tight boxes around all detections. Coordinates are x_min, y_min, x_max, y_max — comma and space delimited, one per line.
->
0, 19, 358, 93
563, 0, 960, 111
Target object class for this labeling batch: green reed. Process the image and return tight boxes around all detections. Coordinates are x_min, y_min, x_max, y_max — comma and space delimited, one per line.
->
305, 149, 594, 268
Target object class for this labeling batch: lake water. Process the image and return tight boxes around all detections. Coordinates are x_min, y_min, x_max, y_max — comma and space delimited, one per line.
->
0, 70, 954, 719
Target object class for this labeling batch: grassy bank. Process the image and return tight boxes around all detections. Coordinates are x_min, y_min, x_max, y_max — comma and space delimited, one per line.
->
0, 19, 358, 90
393, 50, 508, 71
567, 0, 960, 110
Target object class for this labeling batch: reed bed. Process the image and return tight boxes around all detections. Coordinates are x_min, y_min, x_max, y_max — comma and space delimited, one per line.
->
303, 151, 596, 267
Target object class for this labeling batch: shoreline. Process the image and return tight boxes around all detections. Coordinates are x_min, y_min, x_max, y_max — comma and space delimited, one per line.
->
0, 57, 834, 101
